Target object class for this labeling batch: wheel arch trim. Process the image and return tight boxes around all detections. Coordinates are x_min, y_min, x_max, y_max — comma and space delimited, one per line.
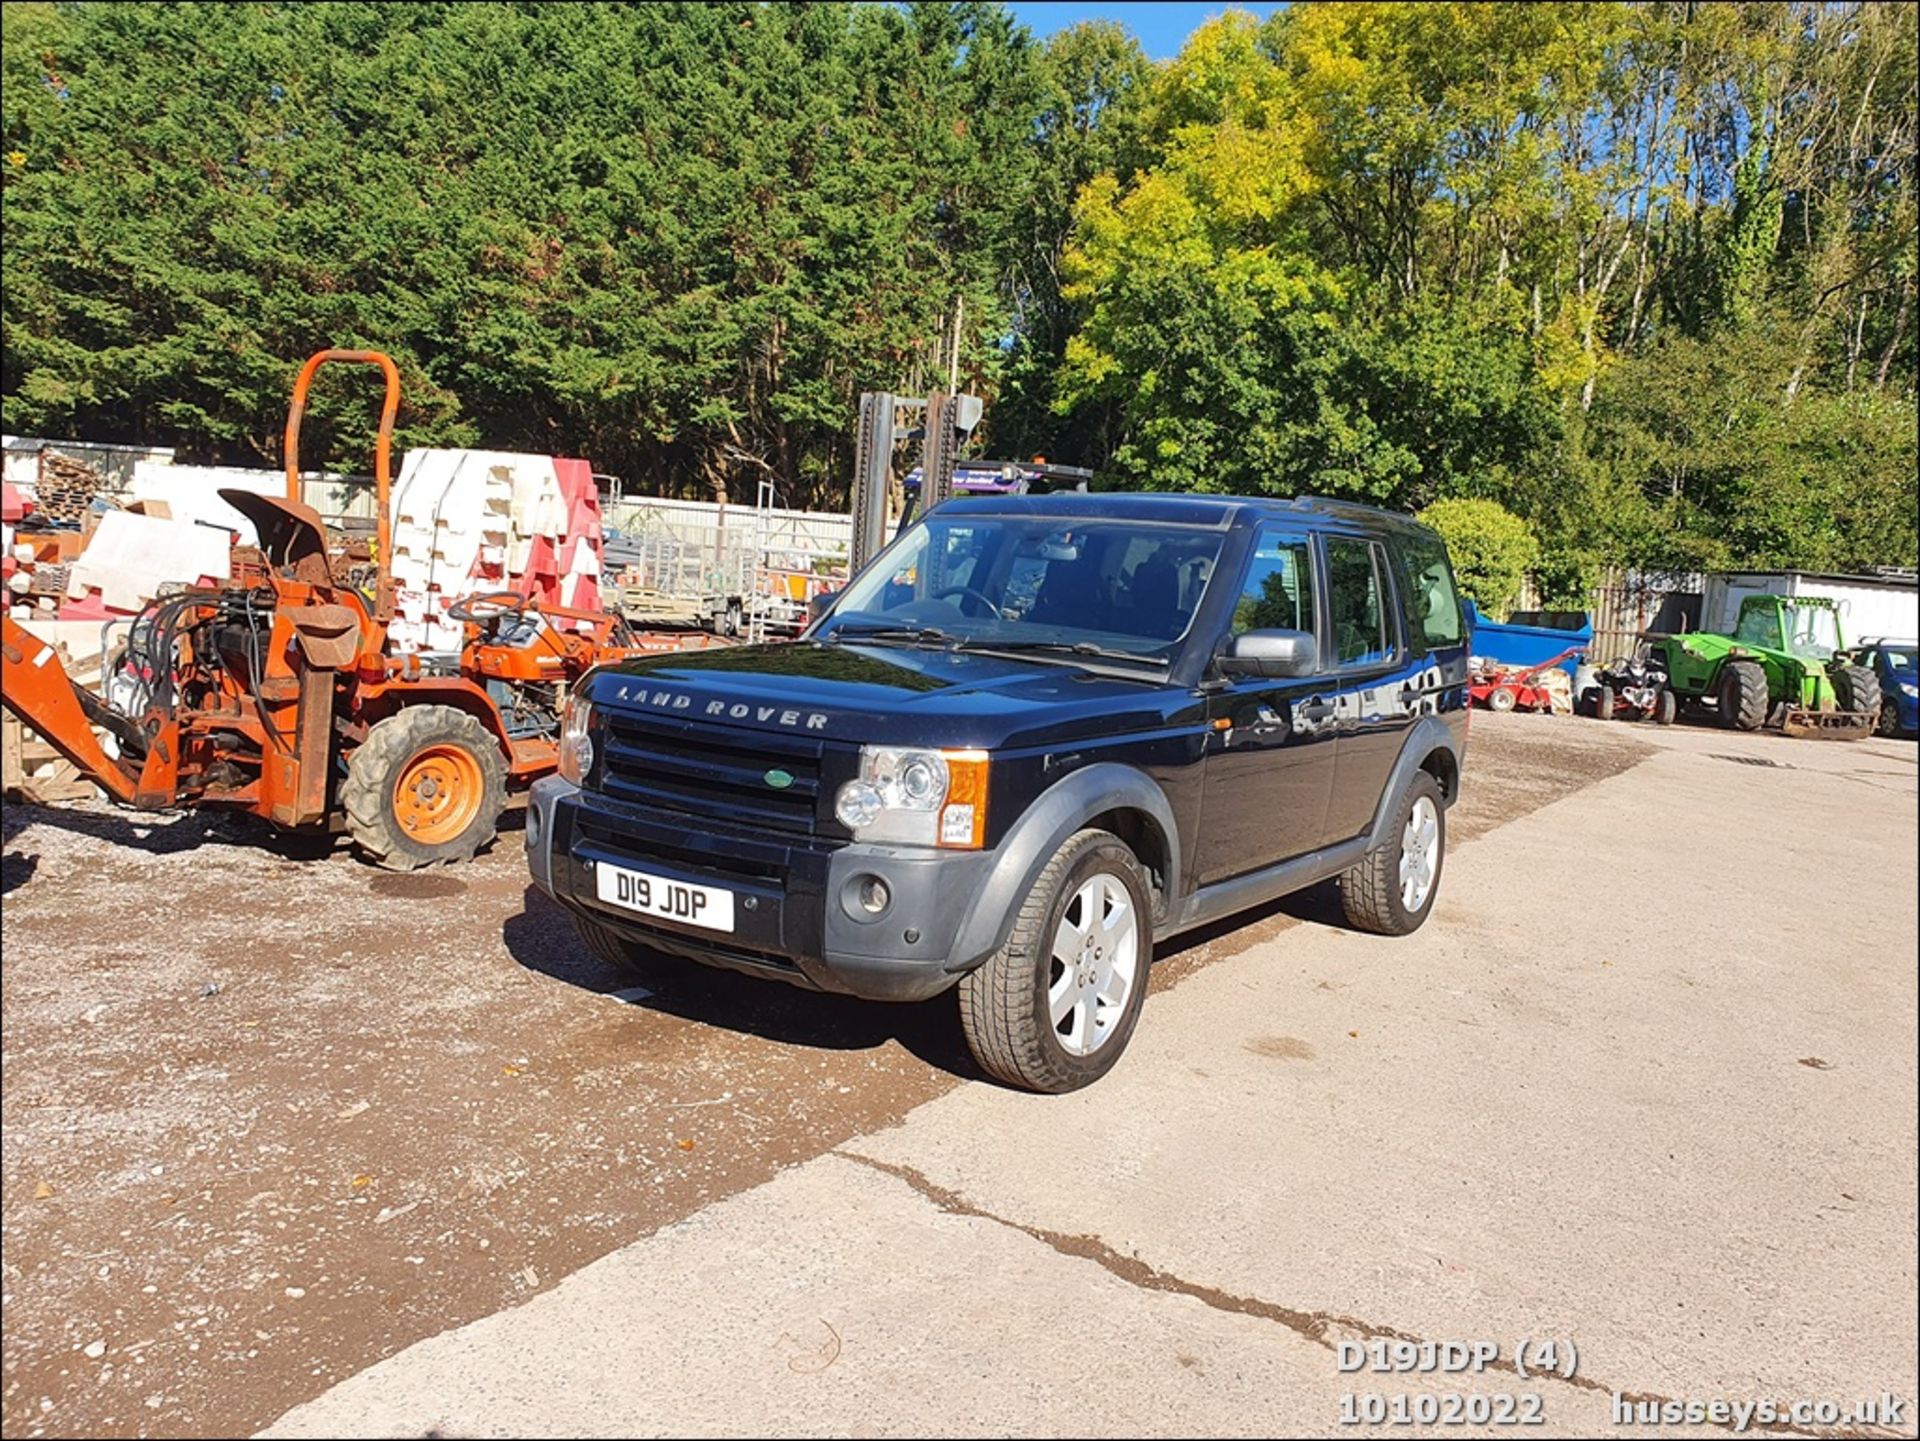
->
1363, 715, 1463, 851
946, 763, 1179, 973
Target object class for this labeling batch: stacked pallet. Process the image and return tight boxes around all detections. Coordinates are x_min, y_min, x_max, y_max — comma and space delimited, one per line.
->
2, 711, 102, 805
29, 452, 110, 524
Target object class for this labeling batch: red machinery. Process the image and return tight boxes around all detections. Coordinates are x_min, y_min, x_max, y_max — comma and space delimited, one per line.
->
1, 349, 717, 868
1467, 647, 1585, 714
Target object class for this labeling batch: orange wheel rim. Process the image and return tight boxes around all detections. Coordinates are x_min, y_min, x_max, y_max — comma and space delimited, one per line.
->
393, 744, 484, 845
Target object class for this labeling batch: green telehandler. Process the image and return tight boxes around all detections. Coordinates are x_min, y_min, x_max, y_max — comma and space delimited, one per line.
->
1647, 595, 1881, 739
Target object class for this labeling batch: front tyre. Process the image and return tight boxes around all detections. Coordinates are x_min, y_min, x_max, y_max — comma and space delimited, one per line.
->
1339, 770, 1446, 937
343, 705, 508, 869
1717, 659, 1769, 731
957, 829, 1151, 1094
575, 917, 660, 984
1832, 664, 1881, 721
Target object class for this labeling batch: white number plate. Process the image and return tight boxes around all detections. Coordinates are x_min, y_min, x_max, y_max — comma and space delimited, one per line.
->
594, 862, 735, 932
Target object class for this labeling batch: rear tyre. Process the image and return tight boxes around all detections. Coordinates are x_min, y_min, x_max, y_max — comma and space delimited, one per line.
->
1653, 689, 1677, 726
957, 829, 1151, 1094
1339, 770, 1446, 937
1832, 664, 1881, 720
1716, 660, 1769, 731
1595, 687, 1616, 722
1487, 686, 1517, 713
343, 705, 508, 870
574, 917, 660, 983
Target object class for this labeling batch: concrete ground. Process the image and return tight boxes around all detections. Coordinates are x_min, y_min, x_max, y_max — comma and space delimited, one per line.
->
5, 715, 1915, 1438
259, 718, 1916, 1439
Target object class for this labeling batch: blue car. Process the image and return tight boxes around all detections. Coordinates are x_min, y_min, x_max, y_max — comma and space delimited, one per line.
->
1851, 638, 1919, 737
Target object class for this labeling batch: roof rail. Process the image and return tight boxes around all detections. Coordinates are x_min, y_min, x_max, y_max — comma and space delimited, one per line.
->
1285, 494, 1422, 524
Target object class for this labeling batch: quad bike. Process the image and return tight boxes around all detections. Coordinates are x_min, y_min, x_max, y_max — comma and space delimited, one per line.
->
1581, 651, 1674, 725
1, 349, 694, 868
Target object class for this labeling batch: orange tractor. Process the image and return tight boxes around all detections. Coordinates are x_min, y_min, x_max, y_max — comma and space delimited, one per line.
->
1, 349, 694, 868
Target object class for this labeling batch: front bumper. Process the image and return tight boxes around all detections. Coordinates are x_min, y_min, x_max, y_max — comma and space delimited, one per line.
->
526, 776, 995, 1001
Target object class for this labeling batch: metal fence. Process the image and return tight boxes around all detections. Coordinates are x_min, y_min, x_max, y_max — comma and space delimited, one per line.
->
1510, 568, 1704, 663
601, 494, 852, 631
1586, 570, 1704, 662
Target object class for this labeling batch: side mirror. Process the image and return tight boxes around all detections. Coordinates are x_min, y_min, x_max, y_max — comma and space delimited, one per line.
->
809, 590, 838, 623
1218, 628, 1318, 679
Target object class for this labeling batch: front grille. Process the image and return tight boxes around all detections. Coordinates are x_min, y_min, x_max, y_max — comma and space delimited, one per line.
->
573, 814, 787, 883
595, 710, 838, 837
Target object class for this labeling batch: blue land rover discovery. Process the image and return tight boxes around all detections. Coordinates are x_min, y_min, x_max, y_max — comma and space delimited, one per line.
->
526, 493, 1470, 1091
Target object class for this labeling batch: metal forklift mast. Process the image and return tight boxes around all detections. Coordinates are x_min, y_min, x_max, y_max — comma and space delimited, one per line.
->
848, 390, 983, 576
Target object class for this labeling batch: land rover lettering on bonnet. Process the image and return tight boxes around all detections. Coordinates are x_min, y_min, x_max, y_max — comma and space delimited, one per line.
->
527, 492, 1470, 1093
606, 683, 831, 730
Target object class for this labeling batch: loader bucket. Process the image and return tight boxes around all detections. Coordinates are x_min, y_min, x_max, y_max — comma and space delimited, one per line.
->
1781, 708, 1874, 740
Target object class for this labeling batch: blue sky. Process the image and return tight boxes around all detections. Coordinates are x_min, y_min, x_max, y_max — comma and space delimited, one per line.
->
1003, 2, 1283, 60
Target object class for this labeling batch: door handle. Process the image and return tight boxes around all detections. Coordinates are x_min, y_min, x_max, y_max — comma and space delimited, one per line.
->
1297, 695, 1334, 722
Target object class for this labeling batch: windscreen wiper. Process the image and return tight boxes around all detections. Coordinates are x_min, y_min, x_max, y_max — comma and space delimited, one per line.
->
822, 623, 957, 647
953, 637, 1161, 667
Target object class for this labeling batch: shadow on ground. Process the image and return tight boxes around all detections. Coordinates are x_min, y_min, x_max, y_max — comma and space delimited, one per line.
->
502, 884, 991, 1084
1, 797, 528, 872
1, 800, 340, 860
502, 875, 1364, 1084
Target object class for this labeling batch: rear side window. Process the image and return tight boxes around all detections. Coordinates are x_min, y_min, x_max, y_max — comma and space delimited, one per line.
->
1395, 531, 1465, 652
1231, 527, 1315, 637
1324, 537, 1395, 667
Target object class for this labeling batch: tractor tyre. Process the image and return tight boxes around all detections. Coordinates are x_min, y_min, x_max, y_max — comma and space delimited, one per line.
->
1595, 687, 1616, 722
1488, 686, 1517, 713
1832, 664, 1881, 720
344, 705, 508, 870
1716, 660, 1769, 731
1653, 689, 1677, 726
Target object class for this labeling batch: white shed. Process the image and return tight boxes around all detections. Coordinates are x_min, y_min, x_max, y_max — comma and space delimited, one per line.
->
1701, 570, 1919, 645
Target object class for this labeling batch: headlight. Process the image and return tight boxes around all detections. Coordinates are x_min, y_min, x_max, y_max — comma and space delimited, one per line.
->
834, 746, 989, 848
558, 695, 594, 784
1900, 682, 1918, 699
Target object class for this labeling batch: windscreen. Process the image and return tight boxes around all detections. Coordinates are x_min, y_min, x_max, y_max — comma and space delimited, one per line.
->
819, 514, 1226, 661
1782, 604, 1842, 661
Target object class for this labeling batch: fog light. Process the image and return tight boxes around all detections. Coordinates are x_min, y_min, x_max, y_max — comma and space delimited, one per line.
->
525, 806, 542, 850
859, 877, 890, 914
